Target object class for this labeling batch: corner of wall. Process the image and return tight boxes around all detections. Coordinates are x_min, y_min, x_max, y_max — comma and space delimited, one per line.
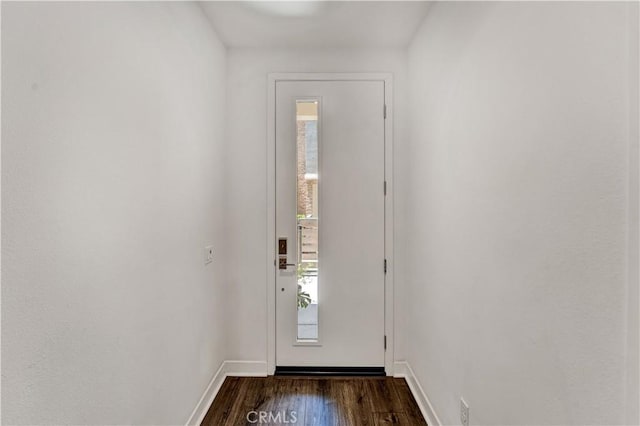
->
393, 361, 441, 426
184, 360, 268, 425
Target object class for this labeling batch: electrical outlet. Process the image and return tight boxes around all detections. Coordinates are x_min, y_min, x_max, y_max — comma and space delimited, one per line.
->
460, 398, 469, 426
204, 245, 213, 264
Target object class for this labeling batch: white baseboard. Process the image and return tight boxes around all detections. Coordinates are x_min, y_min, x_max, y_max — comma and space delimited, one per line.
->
185, 360, 268, 425
393, 361, 409, 377
185, 361, 227, 426
393, 361, 442, 426
224, 360, 268, 377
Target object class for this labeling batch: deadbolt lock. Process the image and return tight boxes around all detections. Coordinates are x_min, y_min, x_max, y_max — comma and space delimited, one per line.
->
278, 238, 287, 255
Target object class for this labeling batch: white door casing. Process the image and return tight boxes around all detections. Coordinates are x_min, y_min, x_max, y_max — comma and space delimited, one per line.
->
272, 77, 391, 369
266, 73, 394, 375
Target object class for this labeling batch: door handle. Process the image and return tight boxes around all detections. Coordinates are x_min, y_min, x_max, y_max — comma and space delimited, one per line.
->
278, 257, 296, 270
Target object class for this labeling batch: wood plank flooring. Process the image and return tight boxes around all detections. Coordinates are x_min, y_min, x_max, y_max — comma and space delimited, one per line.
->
201, 376, 427, 426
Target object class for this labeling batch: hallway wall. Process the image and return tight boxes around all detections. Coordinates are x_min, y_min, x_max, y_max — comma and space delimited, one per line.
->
1, 3, 228, 424
224, 48, 408, 366
404, 2, 638, 425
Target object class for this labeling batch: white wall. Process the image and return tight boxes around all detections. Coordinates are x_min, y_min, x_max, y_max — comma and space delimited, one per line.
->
1, 3, 227, 424
404, 2, 638, 425
225, 48, 408, 365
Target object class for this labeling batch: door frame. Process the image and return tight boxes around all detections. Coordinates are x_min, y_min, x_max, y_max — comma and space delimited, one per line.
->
266, 73, 394, 375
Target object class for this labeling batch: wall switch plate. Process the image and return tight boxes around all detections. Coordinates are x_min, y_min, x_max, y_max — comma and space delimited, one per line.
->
204, 246, 213, 264
461, 398, 469, 426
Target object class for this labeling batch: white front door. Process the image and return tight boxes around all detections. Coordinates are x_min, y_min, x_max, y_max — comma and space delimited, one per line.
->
275, 80, 386, 368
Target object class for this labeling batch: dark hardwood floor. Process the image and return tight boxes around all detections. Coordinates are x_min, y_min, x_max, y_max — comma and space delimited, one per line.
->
201, 376, 427, 426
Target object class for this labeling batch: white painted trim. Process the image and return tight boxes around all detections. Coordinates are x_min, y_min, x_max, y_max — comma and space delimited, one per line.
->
383, 75, 395, 377
626, 3, 640, 423
224, 360, 269, 377
269, 72, 393, 82
393, 361, 409, 377
266, 72, 395, 375
393, 361, 442, 426
185, 361, 226, 426
267, 74, 277, 374
185, 360, 269, 425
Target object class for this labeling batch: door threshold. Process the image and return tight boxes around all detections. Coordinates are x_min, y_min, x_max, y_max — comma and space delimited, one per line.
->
274, 366, 386, 376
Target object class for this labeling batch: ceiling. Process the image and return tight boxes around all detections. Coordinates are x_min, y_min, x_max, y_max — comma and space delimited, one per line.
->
199, 1, 431, 48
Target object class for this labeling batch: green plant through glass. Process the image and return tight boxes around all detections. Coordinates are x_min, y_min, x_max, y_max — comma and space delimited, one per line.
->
297, 263, 312, 309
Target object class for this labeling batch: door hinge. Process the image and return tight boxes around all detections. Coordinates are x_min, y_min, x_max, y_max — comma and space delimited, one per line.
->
384, 335, 387, 350
384, 181, 387, 195
384, 259, 387, 274
383, 104, 387, 119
